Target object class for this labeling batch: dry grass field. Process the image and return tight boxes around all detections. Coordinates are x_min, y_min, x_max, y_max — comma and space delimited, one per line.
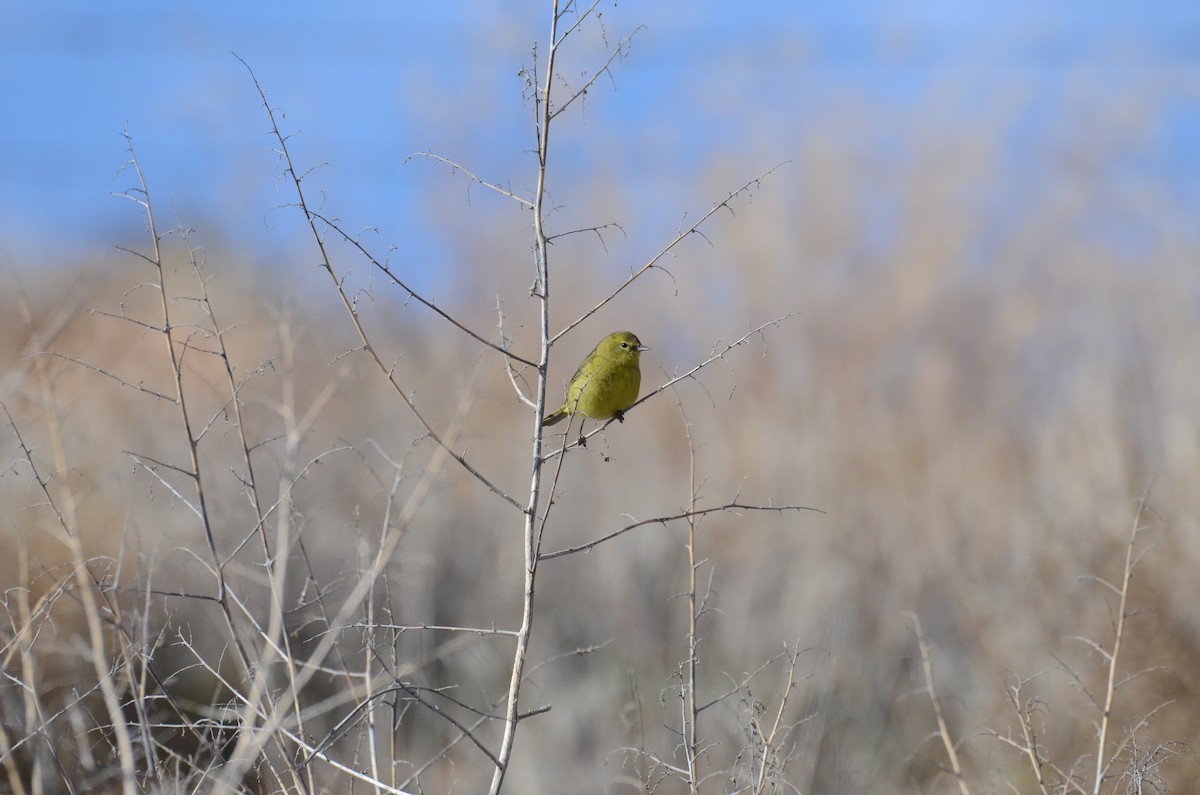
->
2, 11, 1198, 795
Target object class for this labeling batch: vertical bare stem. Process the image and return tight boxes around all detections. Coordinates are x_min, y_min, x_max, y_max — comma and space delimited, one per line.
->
1091, 493, 1147, 795
489, 4, 560, 793
911, 614, 972, 795
685, 422, 701, 794
752, 646, 803, 795
2, 405, 138, 795
125, 154, 223, 600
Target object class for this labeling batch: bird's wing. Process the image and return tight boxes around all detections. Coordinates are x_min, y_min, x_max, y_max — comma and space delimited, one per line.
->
569, 351, 601, 389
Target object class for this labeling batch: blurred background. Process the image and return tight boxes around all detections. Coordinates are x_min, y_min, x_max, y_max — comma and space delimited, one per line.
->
2, 1, 1200, 793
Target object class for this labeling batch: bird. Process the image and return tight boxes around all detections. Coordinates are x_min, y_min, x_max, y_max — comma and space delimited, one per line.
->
543, 331, 649, 427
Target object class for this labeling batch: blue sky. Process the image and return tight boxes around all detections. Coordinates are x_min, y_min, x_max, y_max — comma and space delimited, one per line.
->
2, 1, 1197, 279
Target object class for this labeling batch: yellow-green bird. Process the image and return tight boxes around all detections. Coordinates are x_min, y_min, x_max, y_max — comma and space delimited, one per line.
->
543, 331, 649, 427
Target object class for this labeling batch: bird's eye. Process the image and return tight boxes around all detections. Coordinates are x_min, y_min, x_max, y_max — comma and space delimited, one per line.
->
621, 342, 628, 348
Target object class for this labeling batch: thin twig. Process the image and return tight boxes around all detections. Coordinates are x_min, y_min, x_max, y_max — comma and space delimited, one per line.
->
540, 502, 821, 560
237, 55, 522, 514
544, 315, 799, 458
1090, 488, 1150, 795
404, 152, 534, 209
909, 614, 972, 795
309, 210, 538, 369
552, 166, 789, 343
487, 0, 562, 787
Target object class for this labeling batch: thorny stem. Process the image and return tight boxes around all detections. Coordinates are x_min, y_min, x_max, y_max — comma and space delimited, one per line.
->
1, 408, 139, 795
489, 1, 560, 792
551, 166, 788, 344
1091, 492, 1148, 795
685, 414, 701, 794
236, 56, 522, 515
539, 502, 821, 560
117, 134, 311, 792
752, 646, 804, 794
118, 137, 223, 602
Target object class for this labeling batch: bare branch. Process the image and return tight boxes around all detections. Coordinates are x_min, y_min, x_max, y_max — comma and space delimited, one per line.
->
405, 152, 535, 209
549, 27, 643, 121
908, 614, 973, 795
237, 55, 523, 513
553, 165, 790, 342
545, 315, 800, 457
540, 501, 821, 560
1090, 487, 1151, 795
309, 210, 538, 369
37, 352, 178, 403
